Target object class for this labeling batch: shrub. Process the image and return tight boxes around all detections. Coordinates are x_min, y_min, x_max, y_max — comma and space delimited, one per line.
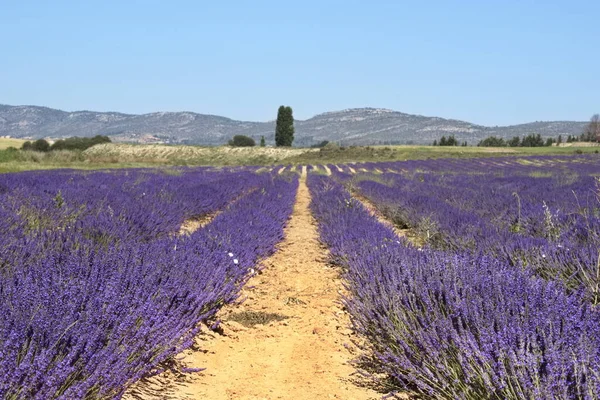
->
311, 140, 330, 148
31, 139, 50, 152
478, 136, 506, 147
228, 135, 255, 147
319, 142, 340, 151
0, 147, 20, 162
50, 135, 111, 151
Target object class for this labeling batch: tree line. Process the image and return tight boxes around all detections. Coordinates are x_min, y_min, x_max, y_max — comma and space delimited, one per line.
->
22, 135, 111, 152
477, 134, 554, 147
434, 114, 600, 148
229, 105, 295, 147
432, 135, 468, 147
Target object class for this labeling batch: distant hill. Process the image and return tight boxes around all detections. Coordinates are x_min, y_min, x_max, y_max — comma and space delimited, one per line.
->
0, 104, 587, 146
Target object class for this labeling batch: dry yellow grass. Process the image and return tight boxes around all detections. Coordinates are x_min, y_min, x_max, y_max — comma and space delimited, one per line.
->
0, 138, 26, 150
83, 143, 317, 165
557, 142, 600, 147
2, 141, 597, 173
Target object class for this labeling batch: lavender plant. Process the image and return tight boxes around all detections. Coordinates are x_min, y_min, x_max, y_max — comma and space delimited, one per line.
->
337, 155, 600, 302
0, 168, 298, 399
308, 173, 600, 399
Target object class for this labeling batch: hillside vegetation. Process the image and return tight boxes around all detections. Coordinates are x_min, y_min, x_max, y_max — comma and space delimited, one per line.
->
0, 142, 598, 173
0, 104, 588, 146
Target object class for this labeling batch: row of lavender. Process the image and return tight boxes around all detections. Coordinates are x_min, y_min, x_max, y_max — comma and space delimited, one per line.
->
308, 173, 600, 399
0, 167, 261, 241
333, 155, 600, 303
360, 154, 600, 176
0, 168, 298, 399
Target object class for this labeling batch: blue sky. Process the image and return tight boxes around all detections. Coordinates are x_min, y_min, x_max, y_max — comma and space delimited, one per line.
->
1, 1, 598, 125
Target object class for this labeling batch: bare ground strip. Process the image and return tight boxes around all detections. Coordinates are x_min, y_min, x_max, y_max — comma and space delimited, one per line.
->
126, 168, 379, 400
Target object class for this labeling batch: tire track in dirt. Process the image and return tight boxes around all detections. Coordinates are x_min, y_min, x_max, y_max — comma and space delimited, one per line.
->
140, 167, 380, 400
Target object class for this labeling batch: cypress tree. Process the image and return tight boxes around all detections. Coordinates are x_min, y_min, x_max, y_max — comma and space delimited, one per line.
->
275, 105, 295, 147
275, 106, 285, 146
284, 106, 294, 146
260, 136, 266, 147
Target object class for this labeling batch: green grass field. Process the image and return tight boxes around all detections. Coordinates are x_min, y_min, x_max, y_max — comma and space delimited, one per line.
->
0, 142, 597, 173
288, 143, 600, 164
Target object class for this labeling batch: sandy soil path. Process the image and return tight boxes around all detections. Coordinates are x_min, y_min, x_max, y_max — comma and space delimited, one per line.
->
137, 169, 379, 400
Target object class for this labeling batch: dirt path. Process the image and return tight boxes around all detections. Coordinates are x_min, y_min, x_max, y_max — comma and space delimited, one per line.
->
143, 169, 379, 400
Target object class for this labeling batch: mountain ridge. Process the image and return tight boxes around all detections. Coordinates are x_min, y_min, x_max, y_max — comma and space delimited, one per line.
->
0, 104, 587, 146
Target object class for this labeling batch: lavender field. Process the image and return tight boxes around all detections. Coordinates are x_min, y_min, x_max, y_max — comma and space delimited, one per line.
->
310, 155, 600, 399
2, 155, 600, 399
0, 167, 298, 399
